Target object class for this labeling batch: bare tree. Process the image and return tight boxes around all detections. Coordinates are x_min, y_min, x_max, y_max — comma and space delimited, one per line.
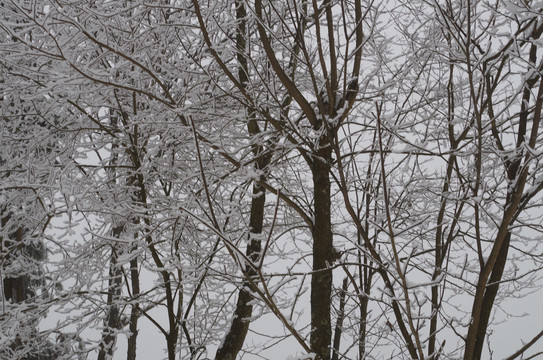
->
2, 1, 543, 360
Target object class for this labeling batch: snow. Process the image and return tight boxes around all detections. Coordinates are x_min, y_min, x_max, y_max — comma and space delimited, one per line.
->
287, 353, 316, 360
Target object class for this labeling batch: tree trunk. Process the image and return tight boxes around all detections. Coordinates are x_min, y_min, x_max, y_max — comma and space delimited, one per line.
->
215, 182, 265, 360
310, 141, 333, 360
331, 278, 348, 360
214, 2, 270, 358
97, 226, 124, 360
126, 256, 140, 360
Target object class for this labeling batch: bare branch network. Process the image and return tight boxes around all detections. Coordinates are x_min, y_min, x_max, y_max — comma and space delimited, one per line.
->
1, 1, 543, 360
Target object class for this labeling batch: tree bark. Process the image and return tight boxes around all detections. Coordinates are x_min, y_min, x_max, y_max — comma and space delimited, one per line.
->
97, 226, 124, 360
214, 2, 270, 358
331, 278, 348, 360
310, 139, 334, 360
215, 182, 265, 360
126, 256, 140, 360
464, 36, 543, 359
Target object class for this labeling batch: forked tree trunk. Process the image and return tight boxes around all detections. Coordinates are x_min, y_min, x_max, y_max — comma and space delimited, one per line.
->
464, 33, 543, 360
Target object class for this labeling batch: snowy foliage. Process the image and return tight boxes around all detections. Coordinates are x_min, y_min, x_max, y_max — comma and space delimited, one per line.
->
2, 1, 543, 359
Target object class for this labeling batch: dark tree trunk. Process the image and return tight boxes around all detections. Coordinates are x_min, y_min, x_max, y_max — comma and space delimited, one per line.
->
97, 226, 124, 360
2, 226, 27, 303
126, 256, 140, 360
214, 2, 270, 358
310, 141, 333, 360
215, 182, 265, 360
464, 37, 543, 360
332, 278, 348, 360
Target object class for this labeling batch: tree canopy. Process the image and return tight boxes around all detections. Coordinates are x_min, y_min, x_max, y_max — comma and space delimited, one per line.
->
2, 1, 543, 359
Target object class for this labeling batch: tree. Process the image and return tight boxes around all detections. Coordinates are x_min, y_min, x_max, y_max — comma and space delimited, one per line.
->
0, 3, 69, 357
2, 0, 543, 359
